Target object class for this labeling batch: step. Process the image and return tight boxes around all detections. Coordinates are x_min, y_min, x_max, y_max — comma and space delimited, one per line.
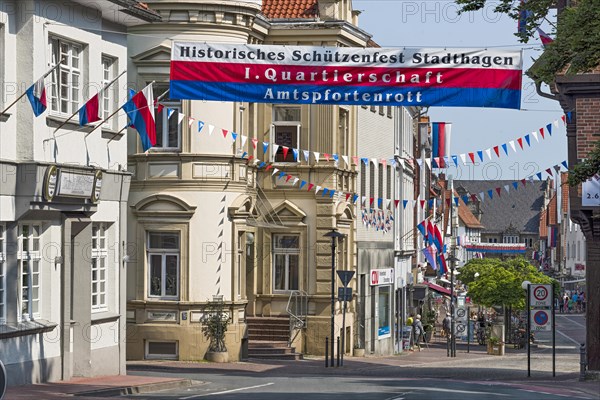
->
247, 334, 289, 342
247, 352, 303, 361
248, 341, 289, 349
246, 347, 296, 355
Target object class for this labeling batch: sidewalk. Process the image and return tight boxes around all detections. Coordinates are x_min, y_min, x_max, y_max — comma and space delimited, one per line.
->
3, 375, 194, 400
5, 339, 597, 399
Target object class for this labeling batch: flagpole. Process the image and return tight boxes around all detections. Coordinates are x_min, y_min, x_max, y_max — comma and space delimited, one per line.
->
105, 87, 169, 146
0, 59, 65, 117
53, 69, 127, 132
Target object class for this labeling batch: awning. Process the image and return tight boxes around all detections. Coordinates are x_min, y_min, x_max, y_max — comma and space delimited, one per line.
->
427, 282, 452, 296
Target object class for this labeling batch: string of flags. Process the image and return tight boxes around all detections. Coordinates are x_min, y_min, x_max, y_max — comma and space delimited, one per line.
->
158, 102, 570, 172
237, 145, 568, 213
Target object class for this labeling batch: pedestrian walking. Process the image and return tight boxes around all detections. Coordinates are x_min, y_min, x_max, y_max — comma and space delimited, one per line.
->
412, 314, 424, 351
442, 314, 451, 339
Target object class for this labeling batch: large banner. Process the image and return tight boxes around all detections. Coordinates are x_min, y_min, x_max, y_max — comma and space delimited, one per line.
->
170, 42, 522, 109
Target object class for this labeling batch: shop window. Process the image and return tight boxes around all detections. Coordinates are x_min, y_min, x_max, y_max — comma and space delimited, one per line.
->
378, 286, 391, 337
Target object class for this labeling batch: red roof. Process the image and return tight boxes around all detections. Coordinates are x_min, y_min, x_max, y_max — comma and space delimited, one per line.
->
262, 0, 319, 19
427, 282, 452, 296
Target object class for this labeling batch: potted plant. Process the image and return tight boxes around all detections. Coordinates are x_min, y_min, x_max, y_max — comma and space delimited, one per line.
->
201, 297, 230, 362
353, 344, 365, 357
487, 336, 500, 355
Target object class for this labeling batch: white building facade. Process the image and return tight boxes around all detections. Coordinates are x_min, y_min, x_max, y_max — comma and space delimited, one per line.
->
356, 104, 416, 355
0, 0, 158, 385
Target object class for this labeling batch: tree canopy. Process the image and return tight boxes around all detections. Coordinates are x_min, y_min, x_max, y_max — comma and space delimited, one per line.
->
459, 258, 555, 309
567, 141, 600, 186
455, 0, 600, 85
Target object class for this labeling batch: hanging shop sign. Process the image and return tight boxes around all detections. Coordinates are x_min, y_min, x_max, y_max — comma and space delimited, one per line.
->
43, 165, 58, 201
170, 42, 523, 109
91, 170, 103, 203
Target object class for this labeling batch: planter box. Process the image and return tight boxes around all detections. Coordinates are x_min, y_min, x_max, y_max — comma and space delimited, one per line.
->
206, 351, 229, 363
353, 348, 365, 357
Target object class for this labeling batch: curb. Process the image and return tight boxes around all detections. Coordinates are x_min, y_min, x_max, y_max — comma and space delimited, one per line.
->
73, 379, 198, 397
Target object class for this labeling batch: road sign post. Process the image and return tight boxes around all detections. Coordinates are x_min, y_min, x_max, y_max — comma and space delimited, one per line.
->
336, 270, 355, 367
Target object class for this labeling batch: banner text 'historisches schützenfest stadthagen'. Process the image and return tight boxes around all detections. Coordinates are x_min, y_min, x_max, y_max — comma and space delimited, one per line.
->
170, 42, 523, 109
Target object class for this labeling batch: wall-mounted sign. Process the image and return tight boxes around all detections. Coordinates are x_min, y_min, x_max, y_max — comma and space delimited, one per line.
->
91, 170, 103, 203
370, 268, 394, 286
58, 171, 95, 198
582, 178, 600, 207
43, 165, 58, 201
575, 263, 585, 271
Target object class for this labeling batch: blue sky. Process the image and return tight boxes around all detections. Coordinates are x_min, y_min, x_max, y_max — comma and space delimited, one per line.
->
356, 0, 566, 181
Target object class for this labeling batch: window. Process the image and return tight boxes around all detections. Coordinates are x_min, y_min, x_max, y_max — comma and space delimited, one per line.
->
378, 163, 383, 201
378, 105, 385, 115
387, 106, 393, 118
18, 224, 41, 321
154, 92, 181, 150
360, 163, 366, 197
272, 106, 301, 162
91, 223, 108, 312
338, 109, 349, 159
146, 340, 178, 360
369, 163, 375, 202
272, 234, 299, 291
49, 37, 81, 115
386, 165, 392, 201
147, 232, 180, 299
377, 286, 391, 337
101, 56, 117, 125
0, 225, 5, 324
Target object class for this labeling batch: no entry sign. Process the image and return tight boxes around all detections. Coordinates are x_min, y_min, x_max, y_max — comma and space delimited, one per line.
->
530, 284, 552, 308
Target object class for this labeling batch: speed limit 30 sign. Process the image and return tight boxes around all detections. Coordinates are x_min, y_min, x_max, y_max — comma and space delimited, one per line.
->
530, 284, 552, 308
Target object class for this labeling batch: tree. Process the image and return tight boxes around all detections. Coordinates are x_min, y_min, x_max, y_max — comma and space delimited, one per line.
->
460, 258, 554, 309
567, 141, 600, 186
455, 0, 600, 86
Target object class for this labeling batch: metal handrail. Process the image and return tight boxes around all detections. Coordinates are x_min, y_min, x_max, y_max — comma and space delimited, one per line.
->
286, 290, 308, 346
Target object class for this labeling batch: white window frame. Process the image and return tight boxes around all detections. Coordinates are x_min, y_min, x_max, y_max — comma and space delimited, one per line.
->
271, 106, 301, 163
272, 234, 300, 292
49, 36, 82, 116
147, 231, 180, 300
153, 100, 182, 151
101, 55, 117, 127
0, 224, 6, 324
18, 224, 41, 322
91, 223, 108, 312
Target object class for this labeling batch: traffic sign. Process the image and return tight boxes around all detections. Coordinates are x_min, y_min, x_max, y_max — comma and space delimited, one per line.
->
338, 287, 353, 302
337, 270, 355, 287
530, 309, 551, 331
530, 284, 552, 308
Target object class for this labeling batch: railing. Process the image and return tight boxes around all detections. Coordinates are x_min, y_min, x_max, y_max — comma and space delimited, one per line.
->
286, 290, 308, 347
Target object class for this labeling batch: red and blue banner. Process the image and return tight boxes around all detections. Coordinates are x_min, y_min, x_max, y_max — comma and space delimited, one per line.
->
123, 84, 156, 152
432, 122, 451, 166
170, 43, 523, 109
26, 77, 47, 117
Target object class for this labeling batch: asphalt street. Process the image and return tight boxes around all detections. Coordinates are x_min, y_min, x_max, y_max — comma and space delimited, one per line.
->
123, 314, 599, 400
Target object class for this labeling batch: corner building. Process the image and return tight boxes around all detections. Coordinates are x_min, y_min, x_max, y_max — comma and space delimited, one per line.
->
126, 0, 378, 361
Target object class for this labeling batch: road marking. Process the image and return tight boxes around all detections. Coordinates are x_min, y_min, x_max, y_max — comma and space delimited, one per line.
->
555, 328, 583, 346
390, 387, 509, 396
557, 315, 586, 329
180, 382, 274, 399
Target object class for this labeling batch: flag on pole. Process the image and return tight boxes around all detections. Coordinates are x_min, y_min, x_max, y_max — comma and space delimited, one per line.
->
26, 77, 47, 117
78, 93, 100, 125
122, 84, 156, 152
537, 28, 554, 47
423, 245, 438, 270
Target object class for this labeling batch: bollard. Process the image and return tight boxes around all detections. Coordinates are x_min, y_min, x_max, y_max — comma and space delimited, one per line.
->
579, 343, 587, 381
336, 337, 340, 367
325, 337, 329, 368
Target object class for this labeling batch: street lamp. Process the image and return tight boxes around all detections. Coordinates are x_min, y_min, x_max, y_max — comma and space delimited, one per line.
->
522, 280, 531, 377
446, 253, 460, 358
324, 229, 345, 367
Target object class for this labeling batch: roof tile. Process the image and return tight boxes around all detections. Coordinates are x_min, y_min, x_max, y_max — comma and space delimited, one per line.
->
262, 0, 319, 19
